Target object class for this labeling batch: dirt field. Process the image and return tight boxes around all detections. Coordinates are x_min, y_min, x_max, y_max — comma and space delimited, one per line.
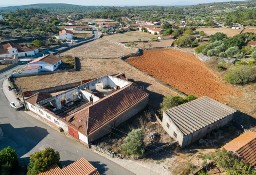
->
127, 49, 240, 102
63, 37, 138, 59
196, 27, 242, 37
104, 31, 157, 43
242, 28, 256, 34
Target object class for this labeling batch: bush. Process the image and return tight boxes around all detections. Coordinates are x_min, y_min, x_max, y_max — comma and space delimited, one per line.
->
248, 59, 256, 65
217, 61, 229, 70
252, 51, 256, 58
225, 65, 256, 85
225, 46, 240, 58
219, 52, 227, 58
195, 44, 207, 54
0, 147, 19, 175
207, 150, 256, 175
27, 148, 60, 175
161, 95, 196, 111
121, 129, 145, 158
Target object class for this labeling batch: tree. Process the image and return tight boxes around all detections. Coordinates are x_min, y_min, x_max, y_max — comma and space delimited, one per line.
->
199, 31, 205, 37
252, 51, 256, 58
32, 39, 44, 48
174, 35, 194, 47
161, 96, 185, 111
184, 29, 193, 35
209, 32, 227, 42
27, 148, 60, 175
225, 65, 256, 85
163, 28, 173, 36
121, 129, 145, 157
225, 46, 240, 58
0, 147, 18, 175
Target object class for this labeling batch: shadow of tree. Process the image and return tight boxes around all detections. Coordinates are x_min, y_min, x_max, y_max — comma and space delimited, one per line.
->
90, 161, 108, 175
0, 123, 49, 158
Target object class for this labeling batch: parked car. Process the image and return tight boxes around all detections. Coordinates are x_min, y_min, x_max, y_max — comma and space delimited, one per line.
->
10, 101, 24, 110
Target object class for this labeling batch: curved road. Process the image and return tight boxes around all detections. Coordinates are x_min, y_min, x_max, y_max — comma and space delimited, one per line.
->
0, 66, 134, 175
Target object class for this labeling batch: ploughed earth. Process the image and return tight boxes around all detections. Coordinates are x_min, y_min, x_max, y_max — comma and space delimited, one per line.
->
127, 49, 241, 102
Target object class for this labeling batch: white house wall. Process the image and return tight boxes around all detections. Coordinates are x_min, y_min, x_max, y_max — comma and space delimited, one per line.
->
161, 112, 184, 146
78, 132, 88, 144
26, 102, 68, 132
108, 76, 129, 88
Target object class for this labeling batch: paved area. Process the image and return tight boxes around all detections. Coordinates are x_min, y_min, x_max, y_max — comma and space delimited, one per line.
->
0, 66, 134, 175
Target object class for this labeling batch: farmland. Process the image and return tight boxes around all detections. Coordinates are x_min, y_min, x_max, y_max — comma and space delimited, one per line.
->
127, 49, 239, 102
196, 27, 242, 37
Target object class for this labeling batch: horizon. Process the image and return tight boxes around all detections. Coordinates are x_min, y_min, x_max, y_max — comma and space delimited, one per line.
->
0, 0, 245, 8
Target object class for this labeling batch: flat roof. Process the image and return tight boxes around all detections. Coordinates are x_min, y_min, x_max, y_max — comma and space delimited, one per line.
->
165, 96, 237, 135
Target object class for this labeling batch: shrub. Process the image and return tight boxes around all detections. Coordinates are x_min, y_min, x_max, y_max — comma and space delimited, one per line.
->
225, 46, 240, 58
0, 147, 19, 175
195, 44, 207, 53
248, 59, 256, 65
219, 52, 227, 58
161, 96, 185, 111
161, 95, 196, 111
217, 61, 229, 70
252, 51, 256, 58
27, 148, 60, 175
207, 150, 256, 175
121, 129, 145, 158
225, 65, 256, 85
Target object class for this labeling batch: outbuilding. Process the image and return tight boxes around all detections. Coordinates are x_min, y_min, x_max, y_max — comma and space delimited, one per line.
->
161, 96, 237, 147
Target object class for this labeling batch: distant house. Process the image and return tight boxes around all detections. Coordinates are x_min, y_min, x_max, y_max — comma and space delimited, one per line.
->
65, 26, 93, 31
0, 43, 39, 58
29, 54, 62, 72
139, 25, 164, 35
0, 56, 18, 65
59, 30, 73, 41
161, 96, 237, 147
223, 131, 256, 167
21, 65, 42, 74
26, 74, 149, 145
38, 158, 100, 175
0, 15, 3, 21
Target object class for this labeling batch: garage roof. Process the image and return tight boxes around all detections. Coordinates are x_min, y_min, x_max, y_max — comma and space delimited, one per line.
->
165, 96, 237, 135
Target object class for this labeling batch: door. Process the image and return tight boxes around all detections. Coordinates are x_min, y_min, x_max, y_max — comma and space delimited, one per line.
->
68, 126, 79, 139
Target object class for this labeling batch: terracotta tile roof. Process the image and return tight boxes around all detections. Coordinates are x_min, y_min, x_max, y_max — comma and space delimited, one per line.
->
59, 29, 73, 35
0, 43, 37, 54
23, 65, 41, 71
224, 131, 256, 166
86, 83, 149, 135
30, 55, 61, 65
38, 158, 100, 175
26, 92, 52, 105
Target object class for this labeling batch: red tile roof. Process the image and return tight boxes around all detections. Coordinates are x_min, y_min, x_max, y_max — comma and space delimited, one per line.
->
87, 83, 149, 135
224, 131, 256, 166
0, 43, 37, 54
30, 55, 61, 65
23, 65, 41, 71
59, 29, 73, 35
38, 158, 100, 175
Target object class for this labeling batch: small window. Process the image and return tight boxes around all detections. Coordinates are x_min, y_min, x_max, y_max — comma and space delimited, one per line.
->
166, 123, 170, 128
174, 132, 177, 138
39, 110, 44, 115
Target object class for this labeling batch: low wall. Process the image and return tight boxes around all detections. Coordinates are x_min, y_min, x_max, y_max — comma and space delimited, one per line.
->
0, 63, 19, 74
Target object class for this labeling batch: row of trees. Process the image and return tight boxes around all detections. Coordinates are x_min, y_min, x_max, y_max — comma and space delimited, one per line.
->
0, 147, 60, 175
196, 32, 256, 59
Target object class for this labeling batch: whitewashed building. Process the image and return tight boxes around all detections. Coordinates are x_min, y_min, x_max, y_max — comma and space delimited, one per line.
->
26, 74, 149, 145
0, 43, 39, 58
0, 15, 4, 21
59, 30, 73, 41
29, 55, 62, 72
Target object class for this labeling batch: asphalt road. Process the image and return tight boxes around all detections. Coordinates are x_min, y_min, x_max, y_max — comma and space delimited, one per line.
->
0, 66, 134, 175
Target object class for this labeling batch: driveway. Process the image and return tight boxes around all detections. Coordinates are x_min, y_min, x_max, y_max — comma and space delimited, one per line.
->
0, 66, 134, 175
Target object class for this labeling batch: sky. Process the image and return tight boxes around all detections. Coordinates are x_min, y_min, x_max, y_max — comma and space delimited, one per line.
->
0, 0, 244, 7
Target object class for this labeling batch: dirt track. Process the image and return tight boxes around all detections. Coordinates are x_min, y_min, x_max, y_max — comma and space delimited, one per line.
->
127, 49, 240, 102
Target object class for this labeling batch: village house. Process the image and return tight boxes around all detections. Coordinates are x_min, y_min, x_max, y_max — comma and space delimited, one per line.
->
0, 15, 4, 21
0, 56, 18, 65
0, 43, 39, 58
25, 74, 149, 145
161, 96, 237, 147
28, 54, 62, 72
139, 25, 165, 35
59, 29, 74, 41
65, 26, 93, 31
223, 131, 256, 167
38, 158, 100, 175
158, 35, 173, 40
